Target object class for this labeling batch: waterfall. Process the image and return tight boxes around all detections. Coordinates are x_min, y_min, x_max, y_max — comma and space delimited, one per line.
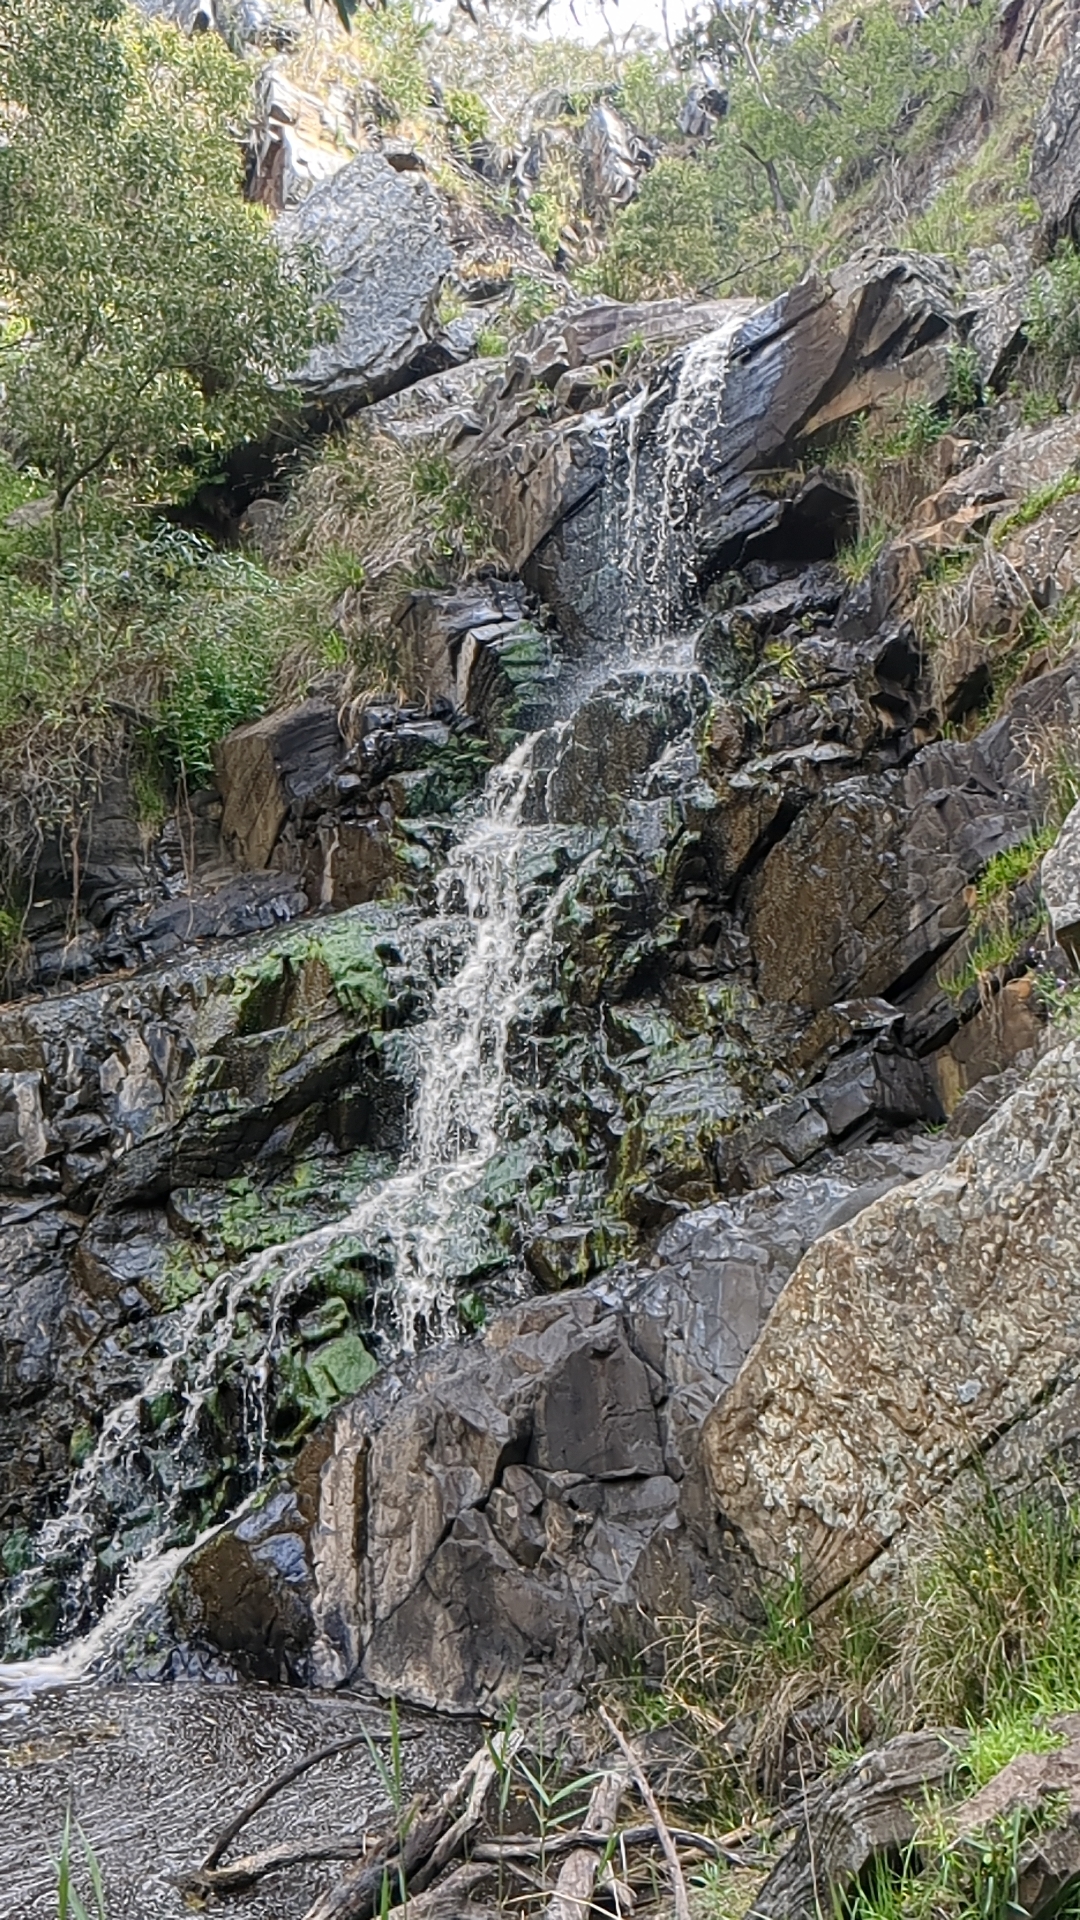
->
1, 735, 557, 1660
1, 314, 749, 1672
610, 310, 749, 656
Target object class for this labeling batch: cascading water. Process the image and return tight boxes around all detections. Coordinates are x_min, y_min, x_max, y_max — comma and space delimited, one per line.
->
1, 736, 554, 1666
1, 313, 747, 1680
610, 309, 751, 656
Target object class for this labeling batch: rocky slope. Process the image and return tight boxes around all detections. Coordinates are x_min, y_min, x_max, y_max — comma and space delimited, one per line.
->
9, 0, 1080, 1913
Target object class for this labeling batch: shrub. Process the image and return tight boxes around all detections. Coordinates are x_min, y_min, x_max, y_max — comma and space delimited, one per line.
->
1024, 244, 1080, 390
0, 2, 324, 579
279, 428, 496, 686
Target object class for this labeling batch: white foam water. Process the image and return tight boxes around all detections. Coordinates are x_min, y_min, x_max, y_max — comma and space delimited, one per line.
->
1, 736, 557, 1660
609, 311, 749, 656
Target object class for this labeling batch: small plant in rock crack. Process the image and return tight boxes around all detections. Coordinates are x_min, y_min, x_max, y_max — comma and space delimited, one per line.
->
55, 1812, 107, 1920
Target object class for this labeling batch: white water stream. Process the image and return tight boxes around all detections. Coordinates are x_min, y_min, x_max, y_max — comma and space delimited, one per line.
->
2, 315, 746, 1682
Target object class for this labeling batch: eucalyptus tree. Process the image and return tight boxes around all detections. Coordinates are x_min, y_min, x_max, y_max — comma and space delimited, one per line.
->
0, 0, 325, 575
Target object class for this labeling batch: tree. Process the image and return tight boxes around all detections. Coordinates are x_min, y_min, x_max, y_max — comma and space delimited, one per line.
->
0, 0, 326, 575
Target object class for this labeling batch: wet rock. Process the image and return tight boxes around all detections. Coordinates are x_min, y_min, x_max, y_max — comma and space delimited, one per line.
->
702, 1035, 1080, 1600
394, 580, 556, 741
173, 1133, 951, 1710
0, 905, 427, 1551
279, 153, 454, 410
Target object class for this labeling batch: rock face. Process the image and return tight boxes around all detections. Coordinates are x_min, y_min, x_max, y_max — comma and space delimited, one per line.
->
467, 252, 960, 651
169, 1134, 950, 1710
702, 1037, 1080, 1602
1033, 13, 1080, 246
0, 904, 428, 1582
280, 154, 454, 410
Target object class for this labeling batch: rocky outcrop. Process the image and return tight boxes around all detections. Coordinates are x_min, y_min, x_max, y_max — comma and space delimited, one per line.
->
167, 1133, 950, 1709
466, 252, 961, 650
701, 1035, 1080, 1602
1043, 799, 1080, 960
0, 904, 427, 1566
280, 153, 454, 410
1033, 10, 1080, 247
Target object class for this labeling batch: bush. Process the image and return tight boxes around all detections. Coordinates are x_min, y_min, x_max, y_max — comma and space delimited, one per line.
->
279, 427, 496, 686
594, 0, 995, 300
0, 502, 332, 911
1024, 243, 1080, 390
0, 1, 323, 574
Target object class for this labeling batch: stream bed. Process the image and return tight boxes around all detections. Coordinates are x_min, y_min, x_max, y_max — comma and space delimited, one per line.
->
0, 1679, 476, 1919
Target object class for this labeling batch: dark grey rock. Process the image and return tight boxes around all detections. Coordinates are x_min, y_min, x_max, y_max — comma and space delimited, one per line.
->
279, 153, 454, 409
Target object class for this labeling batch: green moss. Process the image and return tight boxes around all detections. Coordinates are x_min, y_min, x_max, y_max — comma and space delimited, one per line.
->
303, 921, 389, 1019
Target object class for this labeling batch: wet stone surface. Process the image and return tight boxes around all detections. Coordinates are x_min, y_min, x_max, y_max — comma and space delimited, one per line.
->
0, 1681, 476, 1920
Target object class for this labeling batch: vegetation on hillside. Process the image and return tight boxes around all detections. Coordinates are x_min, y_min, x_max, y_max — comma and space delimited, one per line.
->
0, 0, 1075, 956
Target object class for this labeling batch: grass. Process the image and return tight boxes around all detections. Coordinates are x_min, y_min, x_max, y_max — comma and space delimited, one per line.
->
938, 912, 1044, 1003
992, 472, 1080, 546
620, 1488, 1080, 1920
278, 427, 497, 690
837, 521, 891, 586
55, 1813, 107, 1920
972, 829, 1056, 910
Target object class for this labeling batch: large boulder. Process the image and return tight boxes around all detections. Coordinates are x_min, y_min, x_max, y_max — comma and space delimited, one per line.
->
701, 1035, 1080, 1601
280, 153, 454, 410
168, 1134, 951, 1710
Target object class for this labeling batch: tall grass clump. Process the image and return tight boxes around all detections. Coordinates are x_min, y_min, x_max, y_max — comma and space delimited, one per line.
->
279, 426, 496, 689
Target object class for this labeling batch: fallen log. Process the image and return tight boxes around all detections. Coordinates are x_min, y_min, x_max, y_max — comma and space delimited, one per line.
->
751, 1730, 965, 1920
180, 1838, 369, 1896
303, 1736, 520, 1920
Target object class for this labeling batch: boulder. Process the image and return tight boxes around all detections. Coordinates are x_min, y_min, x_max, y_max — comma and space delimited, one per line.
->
1042, 799, 1080, 962
702, 1035, 1080, 1601
279, 153, 454, 410
216, 699, 344, 870
170, 1133, 952, 1709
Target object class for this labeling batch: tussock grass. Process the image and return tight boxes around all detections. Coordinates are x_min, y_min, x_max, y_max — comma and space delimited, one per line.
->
278, 425, 498, 689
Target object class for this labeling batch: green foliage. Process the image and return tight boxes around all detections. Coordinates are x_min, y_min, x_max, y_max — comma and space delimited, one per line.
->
1024, 244, 1080, 390
596, 0, 995, 300
907, 1489, 1080, 1725
946, 343, 982, 416
837, 521, 890, 586
55, 1813, 107, 1920
993, 472, 1080, 544
595, 157, 723, 299
0, 3, 324, 566
972, 829, 1056, 909
444, 86, 489, 144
